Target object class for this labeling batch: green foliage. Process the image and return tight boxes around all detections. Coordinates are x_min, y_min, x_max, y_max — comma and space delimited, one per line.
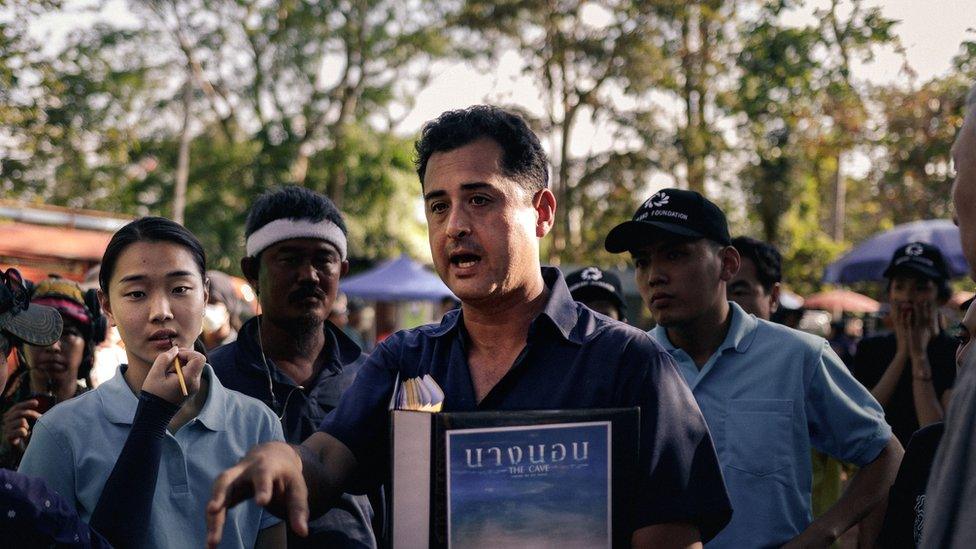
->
1, 0, 444, 270
1, 0, 974, 295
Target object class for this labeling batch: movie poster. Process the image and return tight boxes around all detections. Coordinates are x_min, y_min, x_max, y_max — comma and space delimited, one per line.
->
446, 421, 611, 549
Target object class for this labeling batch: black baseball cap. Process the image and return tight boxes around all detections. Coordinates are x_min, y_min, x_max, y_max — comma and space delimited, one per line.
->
605, 188, 731, 253
882, 242, 950, 282
565, 267, 627, 313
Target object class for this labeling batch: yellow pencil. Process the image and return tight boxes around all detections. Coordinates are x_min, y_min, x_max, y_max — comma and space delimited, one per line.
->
173, 354, 188, 397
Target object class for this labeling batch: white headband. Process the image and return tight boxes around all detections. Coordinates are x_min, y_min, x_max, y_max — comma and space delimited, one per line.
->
245, 218, 347, 260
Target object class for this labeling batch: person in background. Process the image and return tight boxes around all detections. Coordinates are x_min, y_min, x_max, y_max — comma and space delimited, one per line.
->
202, 270, 242, 351
607, 187, 903, 548
0, 267, 114, 547
347, 297, 375, 351
565, 266, 627, 321
876, 298, 975, 548
851, 242, 956, 447
1, 276, 105, 469
208, 186, 377, 548
328, 292, 366, 351
727, 236, 780, 321
920, 81, 976, 548
82, 264, 127, 388
18, 217, 286, 549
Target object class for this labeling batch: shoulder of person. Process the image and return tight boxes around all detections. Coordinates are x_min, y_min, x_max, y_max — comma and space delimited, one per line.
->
34, 389, 101, 433
206, 339, 238, 367
751, 316, 817, 342
338, 351, 368, 380
751, 317, 836, 365
216, 382, 278, 427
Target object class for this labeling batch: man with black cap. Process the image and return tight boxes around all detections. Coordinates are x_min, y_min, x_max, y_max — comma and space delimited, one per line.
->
565, 266, 627, 321
851, 242, 957, 447
605, 188, 904, 548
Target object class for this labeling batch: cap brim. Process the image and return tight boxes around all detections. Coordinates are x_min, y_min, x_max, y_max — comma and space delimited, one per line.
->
883, 263, 945, 282
605, 220, 704, 253
0, 304, 63, 346
571, 286, 626, 311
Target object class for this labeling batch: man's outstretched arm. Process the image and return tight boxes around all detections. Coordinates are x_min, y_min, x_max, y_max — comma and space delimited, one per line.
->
206, 431, 357, 548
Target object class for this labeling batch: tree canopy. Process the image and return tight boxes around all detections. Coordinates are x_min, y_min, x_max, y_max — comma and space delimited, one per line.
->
1, 0, 973, 292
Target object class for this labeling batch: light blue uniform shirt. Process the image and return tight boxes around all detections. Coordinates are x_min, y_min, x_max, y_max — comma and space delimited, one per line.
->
650, 302, 891, 548
19, 365, 283, 549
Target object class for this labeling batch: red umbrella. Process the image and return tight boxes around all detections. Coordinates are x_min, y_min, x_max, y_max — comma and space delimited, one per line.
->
803, 290, 880, 314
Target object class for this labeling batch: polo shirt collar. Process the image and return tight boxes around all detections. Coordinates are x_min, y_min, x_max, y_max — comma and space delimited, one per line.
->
423, 267, 583, 345
650, 301, 759, 356
98, 366, 139, 425
537, 266, 583, 344
194, 364, 228, 431
725, 301, 759, 353
99, 364, 227, 431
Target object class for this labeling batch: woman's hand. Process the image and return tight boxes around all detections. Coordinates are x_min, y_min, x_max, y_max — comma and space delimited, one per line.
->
892, 303, 912, 358
1, 399, 41, 452
907, 301, 936, 359
141, 346, 206, 404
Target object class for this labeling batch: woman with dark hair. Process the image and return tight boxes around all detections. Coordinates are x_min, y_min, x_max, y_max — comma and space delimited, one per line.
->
1, 276, 103, 469
19, 217, 286, 549
852, 241, 957, 446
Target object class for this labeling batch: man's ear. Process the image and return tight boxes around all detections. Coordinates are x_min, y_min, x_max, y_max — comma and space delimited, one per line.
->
340, 260, 350, 278
97, 289, 116, 327
769, 282, 781, 314
533, 188, 556, 238
719, 246, 741, 282
240, 256, 259, 289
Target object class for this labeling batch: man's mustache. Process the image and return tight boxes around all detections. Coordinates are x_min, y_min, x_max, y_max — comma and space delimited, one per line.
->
288, 286, 326, 302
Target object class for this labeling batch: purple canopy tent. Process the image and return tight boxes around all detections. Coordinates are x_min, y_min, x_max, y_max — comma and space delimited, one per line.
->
340, 254, 455, 301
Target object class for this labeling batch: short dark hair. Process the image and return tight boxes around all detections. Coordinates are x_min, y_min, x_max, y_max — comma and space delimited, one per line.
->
414, 105, 549, 193
732, 236, 782, 292
100, 217, 207, 293
245, 185, 347, 238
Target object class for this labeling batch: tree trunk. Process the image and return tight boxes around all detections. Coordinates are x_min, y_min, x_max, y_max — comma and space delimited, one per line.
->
680, 7, 707, 195
173, 75, 192, 225
832, 150, 845, 241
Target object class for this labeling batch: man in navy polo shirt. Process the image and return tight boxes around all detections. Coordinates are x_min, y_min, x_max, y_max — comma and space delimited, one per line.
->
207, 106, 733, 548
208, 186, 376, 548
605, 188, 904, 548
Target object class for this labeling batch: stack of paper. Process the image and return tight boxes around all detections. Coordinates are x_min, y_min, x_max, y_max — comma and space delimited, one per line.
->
394, 374, 444, 412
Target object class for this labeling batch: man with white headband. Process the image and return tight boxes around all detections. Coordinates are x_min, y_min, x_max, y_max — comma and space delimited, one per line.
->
208, 185, 377, 548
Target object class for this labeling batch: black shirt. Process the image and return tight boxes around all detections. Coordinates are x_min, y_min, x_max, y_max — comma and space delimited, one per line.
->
878, 422, 944, 548
851, 332, 956, 445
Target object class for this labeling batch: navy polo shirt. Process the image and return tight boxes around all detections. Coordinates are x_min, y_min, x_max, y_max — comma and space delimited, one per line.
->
320, 267, 732, 541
